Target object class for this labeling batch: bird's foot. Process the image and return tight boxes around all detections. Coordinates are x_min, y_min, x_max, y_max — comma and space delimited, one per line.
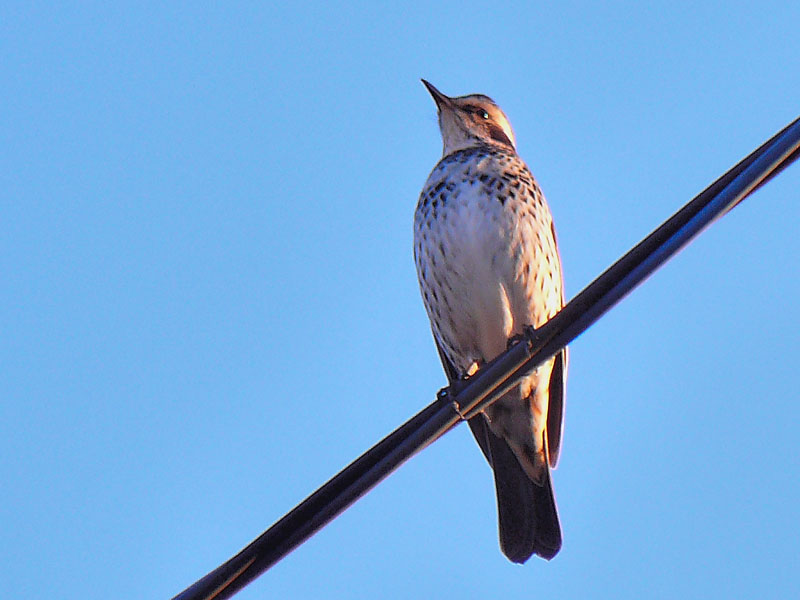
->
506, 325, 541, 351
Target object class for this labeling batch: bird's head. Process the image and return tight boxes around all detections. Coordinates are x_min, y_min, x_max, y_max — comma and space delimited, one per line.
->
422, 79, 517, 157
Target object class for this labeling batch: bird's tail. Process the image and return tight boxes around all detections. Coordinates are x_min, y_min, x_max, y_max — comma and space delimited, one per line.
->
470, 417, 562, 562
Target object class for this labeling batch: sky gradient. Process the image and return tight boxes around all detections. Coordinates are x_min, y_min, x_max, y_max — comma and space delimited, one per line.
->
3, 3, 799, 599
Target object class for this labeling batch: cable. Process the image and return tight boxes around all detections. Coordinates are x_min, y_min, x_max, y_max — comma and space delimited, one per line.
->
172, 115, 800, 600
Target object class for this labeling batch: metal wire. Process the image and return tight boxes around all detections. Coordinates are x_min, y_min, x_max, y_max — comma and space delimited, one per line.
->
172, 115, 800, 600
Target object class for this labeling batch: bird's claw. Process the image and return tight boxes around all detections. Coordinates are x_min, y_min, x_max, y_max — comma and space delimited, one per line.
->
506, 325, 540, 350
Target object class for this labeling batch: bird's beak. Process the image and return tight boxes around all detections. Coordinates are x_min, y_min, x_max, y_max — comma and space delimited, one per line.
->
421, 79, 453, 110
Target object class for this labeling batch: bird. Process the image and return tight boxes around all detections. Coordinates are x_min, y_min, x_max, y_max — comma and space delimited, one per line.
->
414, 80, 568, 563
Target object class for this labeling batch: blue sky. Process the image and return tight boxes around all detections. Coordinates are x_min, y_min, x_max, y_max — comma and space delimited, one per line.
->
2, 2, 799, 599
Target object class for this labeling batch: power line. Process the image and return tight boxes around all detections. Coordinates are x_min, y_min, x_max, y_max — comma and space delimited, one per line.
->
172, 115, 800, 600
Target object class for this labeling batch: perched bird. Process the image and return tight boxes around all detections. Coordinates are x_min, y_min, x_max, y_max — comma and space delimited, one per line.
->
414, 80, 568, 563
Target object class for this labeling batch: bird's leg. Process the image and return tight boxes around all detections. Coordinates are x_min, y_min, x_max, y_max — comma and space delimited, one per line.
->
507, 324, 543, 351
439, 359, 485, 402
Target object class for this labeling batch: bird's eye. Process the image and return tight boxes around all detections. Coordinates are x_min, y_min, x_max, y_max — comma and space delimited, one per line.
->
465, 105, 490, 120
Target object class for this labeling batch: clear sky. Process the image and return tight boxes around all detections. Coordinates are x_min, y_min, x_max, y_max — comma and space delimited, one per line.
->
3, 2, 799, 599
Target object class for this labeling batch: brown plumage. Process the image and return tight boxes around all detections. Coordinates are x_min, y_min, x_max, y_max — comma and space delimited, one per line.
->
414, 81, 568, 562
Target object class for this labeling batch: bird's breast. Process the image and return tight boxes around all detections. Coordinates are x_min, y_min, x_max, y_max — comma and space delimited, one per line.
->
414, 149, 560, 370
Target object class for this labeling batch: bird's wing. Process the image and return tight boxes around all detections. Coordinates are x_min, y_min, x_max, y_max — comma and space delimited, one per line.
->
546, 346, 567, 467
434, 336, 460, 385
434, 337, 494, 462
546, 221, 568, 468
